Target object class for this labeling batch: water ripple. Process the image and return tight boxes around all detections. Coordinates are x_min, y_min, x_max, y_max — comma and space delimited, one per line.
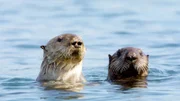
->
14, 44, 39, 49
1, 0, 180, 101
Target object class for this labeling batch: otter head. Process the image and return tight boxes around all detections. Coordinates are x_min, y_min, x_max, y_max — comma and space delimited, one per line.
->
108, 47, 149, 81
41, 34, 86, 64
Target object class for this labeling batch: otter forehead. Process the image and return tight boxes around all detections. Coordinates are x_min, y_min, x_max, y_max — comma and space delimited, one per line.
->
46, 34, 83, 46
59, 34, 83, 42
117, 47, 143, 56
120, 47, 141, 52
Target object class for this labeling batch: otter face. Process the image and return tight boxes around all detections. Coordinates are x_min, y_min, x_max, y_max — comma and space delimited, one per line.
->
41, 34, 86, 63
108, 47, 149, 80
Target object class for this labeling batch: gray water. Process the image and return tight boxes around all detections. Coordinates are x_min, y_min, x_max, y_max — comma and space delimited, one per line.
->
1, 0, 180, 101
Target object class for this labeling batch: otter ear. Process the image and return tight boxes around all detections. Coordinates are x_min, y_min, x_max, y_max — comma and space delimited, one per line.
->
108, 54, 112, 69
108, 54, 112, 63
40, 45, 46, 50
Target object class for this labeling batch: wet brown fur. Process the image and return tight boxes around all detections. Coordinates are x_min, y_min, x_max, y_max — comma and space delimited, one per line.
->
108, 47, 149, 88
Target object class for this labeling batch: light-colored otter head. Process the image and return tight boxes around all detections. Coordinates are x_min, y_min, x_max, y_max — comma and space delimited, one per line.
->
37, 34, 86, 83
41, 34, 85, 64
108, 47, 149, 81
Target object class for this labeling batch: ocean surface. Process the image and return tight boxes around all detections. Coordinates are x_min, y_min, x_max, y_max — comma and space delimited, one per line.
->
1, 0, 180, 101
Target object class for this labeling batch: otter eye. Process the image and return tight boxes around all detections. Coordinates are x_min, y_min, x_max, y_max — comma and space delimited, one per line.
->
139, 51, 143, 56
138, 49, 143, 56
57, 38, 62, 42
72, 42, 76, 46
117, 51, 121, 57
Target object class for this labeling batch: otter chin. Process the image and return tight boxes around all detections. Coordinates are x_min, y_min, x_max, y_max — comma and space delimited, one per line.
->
36, 34, 86, 84
107, 47, 149, 88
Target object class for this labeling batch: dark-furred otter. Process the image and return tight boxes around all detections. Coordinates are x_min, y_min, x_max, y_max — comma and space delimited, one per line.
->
108, 47, 149, 88
36, 34, 86, 84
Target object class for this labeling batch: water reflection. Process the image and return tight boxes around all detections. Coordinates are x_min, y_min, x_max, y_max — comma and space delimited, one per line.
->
110, 76, 147, 90
40, 81, 84, 92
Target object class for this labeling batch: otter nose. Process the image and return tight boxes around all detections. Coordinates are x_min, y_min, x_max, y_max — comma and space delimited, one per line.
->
71, 41, 82, 48
126, 53, 137, 61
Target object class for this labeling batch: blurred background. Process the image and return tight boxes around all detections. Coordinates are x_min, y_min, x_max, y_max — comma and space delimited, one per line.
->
1, 0, 180, 101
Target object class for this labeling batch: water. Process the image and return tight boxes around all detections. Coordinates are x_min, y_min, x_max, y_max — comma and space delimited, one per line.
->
1, 0, 180, 101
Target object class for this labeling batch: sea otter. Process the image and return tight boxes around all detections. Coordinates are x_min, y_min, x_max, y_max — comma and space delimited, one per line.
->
36, 34, 86, 84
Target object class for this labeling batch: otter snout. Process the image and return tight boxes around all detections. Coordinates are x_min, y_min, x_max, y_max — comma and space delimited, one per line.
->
71, 41, 83, 48
126, 52, 137, 61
